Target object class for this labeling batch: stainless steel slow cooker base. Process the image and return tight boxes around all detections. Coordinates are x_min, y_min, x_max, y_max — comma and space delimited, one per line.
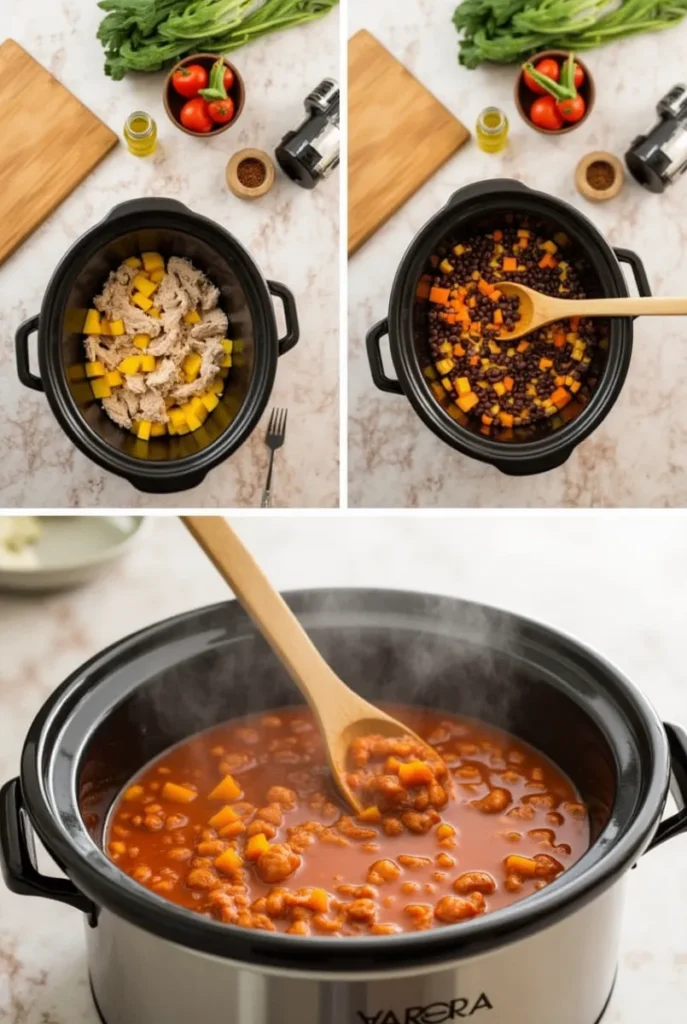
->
88, 884, 623, 1024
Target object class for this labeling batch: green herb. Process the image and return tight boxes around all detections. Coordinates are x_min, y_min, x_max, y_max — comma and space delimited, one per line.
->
453, 0, 687, 69
97, 0, 339, 80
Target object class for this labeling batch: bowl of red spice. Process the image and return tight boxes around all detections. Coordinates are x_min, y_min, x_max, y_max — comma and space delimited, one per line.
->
575, 151, 624, 202
515, 50, 595, 135
164, 53, 245, 137
227, 149, 276, 199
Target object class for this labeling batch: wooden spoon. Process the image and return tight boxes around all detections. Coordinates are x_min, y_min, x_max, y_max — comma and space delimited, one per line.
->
497, 281, 687, 341
182, 516, 444, 815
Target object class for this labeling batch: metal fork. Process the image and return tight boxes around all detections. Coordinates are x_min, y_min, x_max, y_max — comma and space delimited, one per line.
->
261, 407, 288, 508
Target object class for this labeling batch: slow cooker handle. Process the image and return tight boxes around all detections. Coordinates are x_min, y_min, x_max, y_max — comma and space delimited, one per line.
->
614, 248, 652, 298
647, 723, 687, 851
15, 315, 44, 392
447, 179, 530, 207
366, 319, 403, 395
0, 778, 94, 916
267, 281, 300, 356
103, 197, 190, 220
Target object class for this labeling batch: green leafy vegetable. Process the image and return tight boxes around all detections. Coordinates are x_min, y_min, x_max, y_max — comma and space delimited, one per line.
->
453, 0, 687, 68
97, 0, 339, 80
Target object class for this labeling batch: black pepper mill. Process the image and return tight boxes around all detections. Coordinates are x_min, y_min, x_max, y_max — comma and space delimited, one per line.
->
625, 85, 687, 193
275, 78, 340, 190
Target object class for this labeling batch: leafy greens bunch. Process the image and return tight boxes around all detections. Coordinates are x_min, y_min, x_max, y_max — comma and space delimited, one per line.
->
97, 0, 339, 79
453, 0, 687, 68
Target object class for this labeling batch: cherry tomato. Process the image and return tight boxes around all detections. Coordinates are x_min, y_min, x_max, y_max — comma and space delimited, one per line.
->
573, 62, 585, 89
172, 64, 208, 99
523, 58, 560, 96
223, 66, 235, 92
530, 95, 565, 131
180, 97, 214, 133
207, 98, 236, 125
557, 94, 586, 123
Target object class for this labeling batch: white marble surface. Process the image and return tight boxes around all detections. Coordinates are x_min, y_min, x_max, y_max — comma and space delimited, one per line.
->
1, 1, 340, 509
1, 513, 687, 1021
348, 0, 687, 507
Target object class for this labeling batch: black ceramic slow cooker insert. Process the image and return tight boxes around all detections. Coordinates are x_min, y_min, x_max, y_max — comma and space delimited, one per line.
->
2, 590, 687, 1024
366, 179, 651, 477
15, 198, 300, 494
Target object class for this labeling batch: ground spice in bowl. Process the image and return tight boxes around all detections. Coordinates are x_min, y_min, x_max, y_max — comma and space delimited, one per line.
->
586, 161, 615, 191
237, 158, 267, 189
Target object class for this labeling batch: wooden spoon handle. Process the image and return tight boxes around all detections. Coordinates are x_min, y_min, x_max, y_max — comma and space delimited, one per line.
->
559, 296, 687, 318
182, 516, 339, 706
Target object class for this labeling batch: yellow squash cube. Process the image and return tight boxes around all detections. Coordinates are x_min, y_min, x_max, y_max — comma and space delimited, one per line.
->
109, 319, 125, 336
201, 393, 220, 414
136, 420, 152, 441
150, 422, 167, 437
133, 274, 158, 298
183, 309, 202, 325
245, 834, 270, 862
124, 256, 142, 269
100, 320, 111, 336
168, 408, 187, 432
118, 356, 142, 375
85, 361, 106, 378
221, 339, 233, 353
132, 292, 153, 312
185, 410, 203, 432
133, 334, 150, 351
140, 355, 156, 373
141, 252, 164, 272
209, 379, 224, 396
182, 352, 202, 382
220, 354, 232, 369
190, 397, 208, 423
106, 371, 123, 388
83, 309, 101, 334
150, 269, 166, 283
91, 379, 111, 399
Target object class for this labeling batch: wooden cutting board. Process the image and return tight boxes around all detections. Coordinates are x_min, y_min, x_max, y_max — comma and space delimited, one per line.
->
348, 30, 470, 257
0, 39, 118, 266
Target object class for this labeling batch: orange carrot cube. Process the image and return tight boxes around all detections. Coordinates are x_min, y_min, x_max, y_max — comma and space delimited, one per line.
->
245, 834, 271, 861
208, 774, 242, 802
161, 782, 197, 804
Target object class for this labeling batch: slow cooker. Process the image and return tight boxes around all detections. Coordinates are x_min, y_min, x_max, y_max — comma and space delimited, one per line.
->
366, 179, 651, 476
2, 589, 686, 1024
15, 198, 300, 493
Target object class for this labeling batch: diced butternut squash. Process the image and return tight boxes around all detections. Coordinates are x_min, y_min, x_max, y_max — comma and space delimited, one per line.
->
398, 761, 435, 787
190, 396, 208, 423
132, 291, 153, 312
124, 256, 142, 269
215, 849, 244, 875
148, 307, 161, 319
161, 781, 197, 804
358, 806, 381, 824
118, 356, 142, 375
551, 387, 572, 409
85, 361, 106, 378
435, 358, 453, 376
503, 257, 517, 272
100, 320, 111, 336
499, 412, 514, 428
201, 393, 220, 413
429, 287, 450, 305
221, 339, 233, 353
133, 274, 158, 298
456, 377, 471, 396
182, 352, 202, 382
83, 309, 101, 334
150, 422, 167, 437
209, 805, 240, 830
140, 355, 156, 373
110, 319, 125, 336
183, 309, 202, 325
185, 410, 203, 432
301, 889, 329, 913
169, 408, 188, 434
136, 420, 152, 442
493, 382, 506, 397
245, 834, 271, 861
133, 334, 150, 350
107, 371, 123, 388
209, 774, 241, 801
142, 251, 164, 273
219, 820, 246, 838
220, 354, 232, 368
209, 379, 224, 395
457, 392, 479, 413
150, 269, 166, 284
91, 379, 111, 399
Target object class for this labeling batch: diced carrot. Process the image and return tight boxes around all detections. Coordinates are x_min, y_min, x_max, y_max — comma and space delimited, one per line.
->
539, 253, 557, 269
539, 358, 553, 370
517, 341, 530, 353
499, 412, 514, 428
503, 257, 517, 272
490, 289, 502, 301
470, 321, 482, 335
519, 238, 528, 249
551, 387, 572, 409
215, 849, 244, 875
453, 343, 466, 357
492, 230, 503, 241
358, 806, 382, 824
468, 296, 477, 308
504, 376, 514, 392
469, 355, 479, 367
493, 309, 503, 325
570, 316, 580, 331
555, 375, 565, 386
429, 287, 450, 305
457, 392, 479, 413
441, 313, 457, 325
398, 761, 435, 787
416, 276, 432, 300
161, 782, 197, 804
209, 805, 240, 830
481, 414, 494, 426
245, 834, 271, 861
553, 330, 566, 348
208, 774, 242, 801
478, 279, 493, 297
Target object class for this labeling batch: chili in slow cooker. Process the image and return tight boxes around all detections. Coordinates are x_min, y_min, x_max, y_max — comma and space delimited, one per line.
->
105, 707, 590, 937
422, 226, 600, 435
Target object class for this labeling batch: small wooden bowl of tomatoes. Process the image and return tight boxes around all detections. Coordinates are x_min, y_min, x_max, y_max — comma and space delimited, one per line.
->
515, 51, 594, 135
164, 53, 245, 137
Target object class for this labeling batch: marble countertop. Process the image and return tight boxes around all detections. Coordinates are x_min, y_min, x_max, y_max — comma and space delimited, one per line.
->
1, 513, 687, 1021
0, 1, 340, 509
348, 0, 687, 508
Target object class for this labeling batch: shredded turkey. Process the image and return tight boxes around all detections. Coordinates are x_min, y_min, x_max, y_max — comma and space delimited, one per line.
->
86, 257, 227, 428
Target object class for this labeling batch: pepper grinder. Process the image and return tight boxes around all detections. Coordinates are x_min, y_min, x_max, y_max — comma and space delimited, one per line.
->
275, 78, 340, 190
